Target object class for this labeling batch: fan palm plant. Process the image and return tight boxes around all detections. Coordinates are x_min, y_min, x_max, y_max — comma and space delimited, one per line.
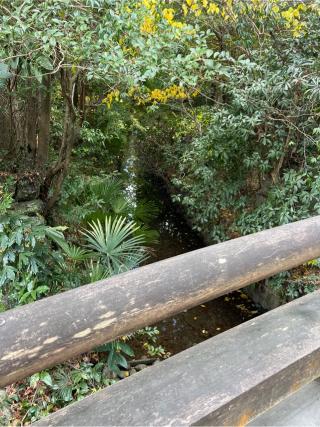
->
133, 199, 160, 224
82, 216, 148, 274
85, 260, 113, 282
89, 176, 123, 208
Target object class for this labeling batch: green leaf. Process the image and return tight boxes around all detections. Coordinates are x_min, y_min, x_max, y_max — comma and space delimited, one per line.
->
30, 373, 40, 388
37, 56, 54, 71
112, 352, 128, 369
119, 342, 134, 357
40, 371, 53, 387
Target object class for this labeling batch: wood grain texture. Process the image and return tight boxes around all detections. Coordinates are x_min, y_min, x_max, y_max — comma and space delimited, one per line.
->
1, 216, 320, 386
248, 379, 320, 426
35, 290, 320, 426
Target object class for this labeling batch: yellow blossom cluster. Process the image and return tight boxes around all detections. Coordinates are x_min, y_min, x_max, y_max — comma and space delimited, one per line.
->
102, 89, 120, 108
137, 0, 316, 37
182, 0, 220, 17
140, 15, 157, 34
128, 85, 193, 105
139, 0, 158, 34
238, 0, 309, 36
142, 0, 157, 12
243, 0, 311, 37
163, 8, 175, 22
139, 1, 186, 34
147, 85, 188, 103
243, 0, 309, 37
180, 0, 314, 31
162, 8, 185, 29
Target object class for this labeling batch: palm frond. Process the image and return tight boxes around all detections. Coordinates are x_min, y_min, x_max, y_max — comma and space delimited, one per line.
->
48, 229, 91, 263
134, 199, 160, 224
89, 177, 123, 207
61, 243, 92, 262
110, 196, 130, 215
85, 260, 113, 282
81, 216, 148, 272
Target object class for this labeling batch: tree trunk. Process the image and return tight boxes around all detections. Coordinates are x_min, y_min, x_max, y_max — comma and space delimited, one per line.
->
37, 75, 51, 169
44, 69, 80, 211
1, 70, 79, 209
45, 102, 77, 211
0, 89, 13, 153
0, 76, 52, 201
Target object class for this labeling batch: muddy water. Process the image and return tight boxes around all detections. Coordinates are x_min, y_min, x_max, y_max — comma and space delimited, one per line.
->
137, 174, 263, 355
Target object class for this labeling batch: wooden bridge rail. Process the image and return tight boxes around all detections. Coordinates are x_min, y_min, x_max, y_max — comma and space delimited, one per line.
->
1, 215, 320, 390
35, 290, 320, 426
1, 216, 320, 388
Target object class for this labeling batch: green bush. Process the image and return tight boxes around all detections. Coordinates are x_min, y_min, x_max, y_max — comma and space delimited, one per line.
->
0, 188, 65, 309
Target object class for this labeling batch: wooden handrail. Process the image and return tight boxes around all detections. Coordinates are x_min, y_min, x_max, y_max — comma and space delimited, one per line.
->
35, 290, 320, 426
1, 216, 320, 386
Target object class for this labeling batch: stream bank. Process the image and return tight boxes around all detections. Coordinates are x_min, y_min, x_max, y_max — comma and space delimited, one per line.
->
141, 173, 287, 312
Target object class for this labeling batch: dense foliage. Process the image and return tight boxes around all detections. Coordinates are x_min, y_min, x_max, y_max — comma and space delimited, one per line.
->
0, 176, 167, 424
1, 0, 320, 424
135, 0, 320, 242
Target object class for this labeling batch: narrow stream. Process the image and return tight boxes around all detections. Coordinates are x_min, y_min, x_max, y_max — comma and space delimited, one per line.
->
124, 151, 263, 356
135, 173, 263, 355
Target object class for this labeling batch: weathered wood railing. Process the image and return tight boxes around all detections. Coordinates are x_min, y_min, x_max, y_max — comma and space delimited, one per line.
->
1, 216, 320, 425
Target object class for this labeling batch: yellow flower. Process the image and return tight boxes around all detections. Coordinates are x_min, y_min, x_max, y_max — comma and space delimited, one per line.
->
207, 2, 219, 14
293, 9, 300, 18
182, 4, 188, 15
172, 21, 185, 28
102, 89, 120, 108
147, 85, 188, 104
142, 0, 156, 11
163, 8, 175, 22
281, 9, 292, 21
202, 0, 208, 7
297, 3, 307, 12
143, 0, 151, 8
186, 0, 194, 6
140, 16, 156, 34
272, 5, 279, 13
